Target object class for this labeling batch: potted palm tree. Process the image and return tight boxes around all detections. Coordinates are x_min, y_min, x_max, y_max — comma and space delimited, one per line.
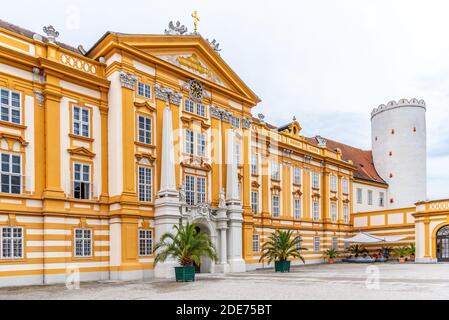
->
394, 246, 410, 264
259, 230, 308, 273
348, 244, 368, 258
325, 248, 339, 264
154, 222, 217, 282
408, 245, 416, 262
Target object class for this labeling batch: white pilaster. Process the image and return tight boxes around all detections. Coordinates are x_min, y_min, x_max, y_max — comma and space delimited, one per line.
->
154, 104, 181, 279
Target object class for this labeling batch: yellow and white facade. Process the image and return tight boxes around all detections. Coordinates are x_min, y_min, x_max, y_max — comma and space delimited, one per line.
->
0, 19, 446, 287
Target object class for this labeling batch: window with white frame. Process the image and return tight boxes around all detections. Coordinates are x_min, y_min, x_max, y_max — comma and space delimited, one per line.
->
1, 153, 21, 194
184, 99, 195, 113
272, 195, 280, 217
196, 103, 206, 117
252, 234, 260, 253
294, 167, 301, 185
313, 200, 320, 221
271, 161, 280, 180
343, 204, 349, 224
331, 202, 338, 222
138, 167, 152, 202
137, 82, 152, 99
1, 227, 23, 259
1, 88, 21, 124
251, 154, 258, 176
332, 237, 338, 250
73, 163, 91, 200
196, 133, 207, 157
314, 236, 321, 252
231, 116, 240, 129
138, 115, 152, 145
357, 188, 363, 204
185, 130, 195, 155
330, 175, 338, 192
379, 192, 385, 207
72, 106, 90, 138
294, 198, 301, 219
368, 190, 373, 206
197, 176, 206, 204
185, 175, 195, 206
342, 178, 349, 194
74, 229, 92, 257
312, 172, 320, 189
251, 191, 259, 214
139, 229, 153, 256
185, 175, 207, 206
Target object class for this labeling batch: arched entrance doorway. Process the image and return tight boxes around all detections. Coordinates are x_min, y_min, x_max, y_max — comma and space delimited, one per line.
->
193, 224, 215, 274
436, 225, 449, 262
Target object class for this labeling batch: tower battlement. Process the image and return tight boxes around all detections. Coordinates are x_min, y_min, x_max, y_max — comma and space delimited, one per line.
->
371, 98, 426, 119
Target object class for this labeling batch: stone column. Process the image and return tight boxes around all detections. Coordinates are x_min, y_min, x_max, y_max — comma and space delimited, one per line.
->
154, 98, 181, 279
225, 129, 246, 273
215, 202, 230, 273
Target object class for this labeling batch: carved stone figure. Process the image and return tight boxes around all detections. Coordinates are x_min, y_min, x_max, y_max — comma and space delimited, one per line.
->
219, 189, 227, 209
179, 183, 186, 203
164, 21, 188, 35
43, 25, 59, 43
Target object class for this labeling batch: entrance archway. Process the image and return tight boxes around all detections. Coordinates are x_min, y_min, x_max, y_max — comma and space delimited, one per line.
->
192, 222, 216, 274
436, 225, 449, 262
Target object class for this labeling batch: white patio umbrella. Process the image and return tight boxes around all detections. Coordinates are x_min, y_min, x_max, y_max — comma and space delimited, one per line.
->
344, 232, 407, 244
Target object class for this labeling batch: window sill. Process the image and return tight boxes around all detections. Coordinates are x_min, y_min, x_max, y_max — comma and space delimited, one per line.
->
69, 134, 94, 143
135, 141, 156, 149
0, 120, 27, 130
0, 258, 26, 264
183, 110, 208, 121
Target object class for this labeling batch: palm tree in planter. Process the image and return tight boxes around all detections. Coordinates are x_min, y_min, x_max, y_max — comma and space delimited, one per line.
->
408, 244, 416, 262
325, 248, 339, 264
154, 222, 217, 282
259, 230, 308, 273
348, 244, 369, 258
394, 246, 410, 264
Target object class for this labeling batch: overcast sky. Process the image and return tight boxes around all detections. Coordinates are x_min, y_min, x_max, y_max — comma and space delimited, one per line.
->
2, 0, 448, 199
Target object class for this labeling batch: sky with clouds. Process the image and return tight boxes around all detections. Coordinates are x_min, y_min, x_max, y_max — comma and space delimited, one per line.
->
2, 0, 448, 199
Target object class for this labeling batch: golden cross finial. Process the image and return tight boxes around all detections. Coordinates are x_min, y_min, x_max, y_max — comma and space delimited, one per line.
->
192, 11, 200, 33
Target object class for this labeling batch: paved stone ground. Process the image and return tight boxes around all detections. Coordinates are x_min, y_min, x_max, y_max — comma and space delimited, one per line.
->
1, 263, 449, 300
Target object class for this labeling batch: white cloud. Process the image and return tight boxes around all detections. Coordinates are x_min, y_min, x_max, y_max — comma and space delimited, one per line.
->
1, 0, 448, 198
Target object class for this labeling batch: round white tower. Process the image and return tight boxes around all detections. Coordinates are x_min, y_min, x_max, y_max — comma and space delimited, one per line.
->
371, 98, 427, 209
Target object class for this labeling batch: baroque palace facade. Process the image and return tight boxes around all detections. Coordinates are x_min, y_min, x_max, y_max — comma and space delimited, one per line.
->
0, 18, 448, 287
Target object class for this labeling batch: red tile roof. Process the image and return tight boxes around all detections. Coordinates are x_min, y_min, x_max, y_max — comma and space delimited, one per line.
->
307, 136, 387, 185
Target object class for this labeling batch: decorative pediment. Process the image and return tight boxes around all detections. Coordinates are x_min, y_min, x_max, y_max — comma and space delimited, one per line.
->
252, 181, 260, 189
90, 34, 260, 105
136, 153, 156, 165
330, 196, 338, 202
135, 101, 156, 113
343, 199, 351, 204
292, 189, 303, 197
67, 147, 96, 159
0, 133, 29, 147
181, 157, 212, 172
271, 185, 282, 192
278, 118, 303, 140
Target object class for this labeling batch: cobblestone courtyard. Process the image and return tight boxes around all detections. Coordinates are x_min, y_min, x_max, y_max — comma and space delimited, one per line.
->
1, 263, 449, 300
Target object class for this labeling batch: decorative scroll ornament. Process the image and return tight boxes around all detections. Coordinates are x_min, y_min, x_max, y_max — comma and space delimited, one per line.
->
43, 25, 59, 43
209, 106, 233, 123
34, 90, 45, 106
155, 84, 183, 106
119, 72, 137, 90
207, 39, 222, 54
197, 202, 211, 216
242, 117, 253, 129
165, 21, 188, 35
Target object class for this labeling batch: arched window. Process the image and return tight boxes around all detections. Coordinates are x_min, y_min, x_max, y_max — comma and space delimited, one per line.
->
437, 226, 449, 237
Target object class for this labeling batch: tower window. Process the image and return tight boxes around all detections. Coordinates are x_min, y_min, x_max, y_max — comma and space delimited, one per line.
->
389, 151, 393, 156
389, 173, 393, 178
391, 129, 395, 134
413, 127, 417, 132
390, 198, 394, 204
